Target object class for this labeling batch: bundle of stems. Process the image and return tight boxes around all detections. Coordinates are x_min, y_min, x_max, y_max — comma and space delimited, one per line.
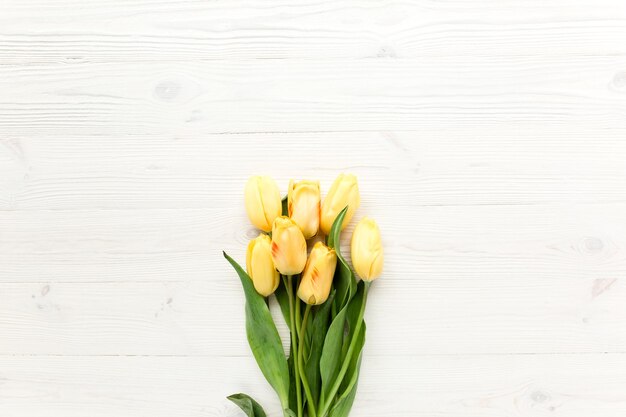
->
224, 175, 383, 417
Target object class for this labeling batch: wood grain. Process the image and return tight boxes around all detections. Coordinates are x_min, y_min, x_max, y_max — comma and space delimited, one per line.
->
2, 204, 626, 283
2, 0, 626, 415
0, 272, 625, 356
2, 132, 626, 210
1, 0, 625, 62
0, 57, 625, 138
0, 355, 625, 417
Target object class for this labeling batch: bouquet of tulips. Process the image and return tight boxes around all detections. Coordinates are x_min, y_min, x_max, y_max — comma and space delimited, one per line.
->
223, 174, 383, 417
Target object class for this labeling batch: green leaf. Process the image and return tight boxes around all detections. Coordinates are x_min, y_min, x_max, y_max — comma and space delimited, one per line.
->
342, 281, 365, 358
338, 322, 365, 400
304, 290, 335, 407
327, 362, 360, 417
227, 393, 267, 417
281, 195, 288, 216
319, 304, 348, 403
286, 348, 297, 411
328, 320, 365, 417
327, 207, 357, 311
326, 206, 347, 250
274, 278, 291, 329
224, 252, 290, 409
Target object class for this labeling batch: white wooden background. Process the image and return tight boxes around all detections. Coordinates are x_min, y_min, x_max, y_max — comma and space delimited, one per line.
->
2, 0, 626, 416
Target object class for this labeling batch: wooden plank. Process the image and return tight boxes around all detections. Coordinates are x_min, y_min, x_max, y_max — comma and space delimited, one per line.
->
2, 131, 626, 210
2, 204, 626, 283
0, 57, 625, 138
1, 0, 625, 62
0, 354, 625, 417
0, 257, 624, 355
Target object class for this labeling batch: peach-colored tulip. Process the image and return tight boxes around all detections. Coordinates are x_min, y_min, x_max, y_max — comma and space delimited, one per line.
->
320, 174, 360, 235
246, 234, 280, 296
297, 242, 337, 305
271, 216, 307, 275
351, 217, 383, 281
244, 176, 282, 232
288, 180, 320, 239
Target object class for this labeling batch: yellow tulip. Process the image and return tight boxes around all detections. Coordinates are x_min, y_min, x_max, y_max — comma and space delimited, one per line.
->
244, 176, 282, 232
297, 242, 337, 305
320, 174, 360, 235
351, 217, 383, 281
288, 180, 320, 239
271, 216, 307, 275
246, 234, 280, 297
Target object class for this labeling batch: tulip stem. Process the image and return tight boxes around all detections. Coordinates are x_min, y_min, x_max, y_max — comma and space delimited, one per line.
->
298, 304, 316, 417
286, 275, 303, 417
318, 281, 371, 417
295, 287, 302, 340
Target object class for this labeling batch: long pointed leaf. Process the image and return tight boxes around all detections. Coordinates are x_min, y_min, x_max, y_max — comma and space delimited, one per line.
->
328, 322, 366, 417
319, 304, 348, 403
342, 281, 364, 358
338, 322, 365, 400
327, 207, 357, 311
227, 393, 267, 417
327, 359, 361, 417
274, 278, 291, 329
224, 252, 290, 409
304, 290, 335, 407
286, 348, 297, 411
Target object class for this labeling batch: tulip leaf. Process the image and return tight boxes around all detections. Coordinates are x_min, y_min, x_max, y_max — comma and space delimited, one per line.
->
224, 252, 290, 410
342, 281, 364, 358
327, 206, 357, 310
338, 321, 365, 400
304, 290, 335, 407
327, 360, 360, 417
327, 321, 365, 417
274, 278, 291, 329
286, 347, 298, 411
326, 206, 347, 250
281, 195, 288, 216
227, 393, 267, 417
319, 304, 348, 404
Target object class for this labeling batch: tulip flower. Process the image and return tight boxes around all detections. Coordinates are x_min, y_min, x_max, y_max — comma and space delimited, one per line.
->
271, 216, 307, 275
246, 234, 280, 297
288, 180, 320, 239
351, 217, 383, 281
297, 242, 337, 305
244, 176, 282, 232
320, 173, 360, 235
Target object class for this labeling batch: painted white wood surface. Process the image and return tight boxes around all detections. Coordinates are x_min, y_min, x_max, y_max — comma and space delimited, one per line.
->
1, 0, 626, 415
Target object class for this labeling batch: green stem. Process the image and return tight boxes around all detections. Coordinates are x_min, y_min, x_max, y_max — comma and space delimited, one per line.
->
298, 305, 316, 417
318, 282, 370, 417
286, 276, 303, 417
295, 288, 302, 339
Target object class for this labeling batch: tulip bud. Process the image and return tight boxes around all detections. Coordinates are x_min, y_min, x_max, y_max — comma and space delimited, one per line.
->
297, 242, 337, 305
246, 234, 280, 297
244, 176, 282, 232
288, 180, 320, 239
320, 174, 360, 235
351, 217, 383, 281
271, 216, 307, 275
